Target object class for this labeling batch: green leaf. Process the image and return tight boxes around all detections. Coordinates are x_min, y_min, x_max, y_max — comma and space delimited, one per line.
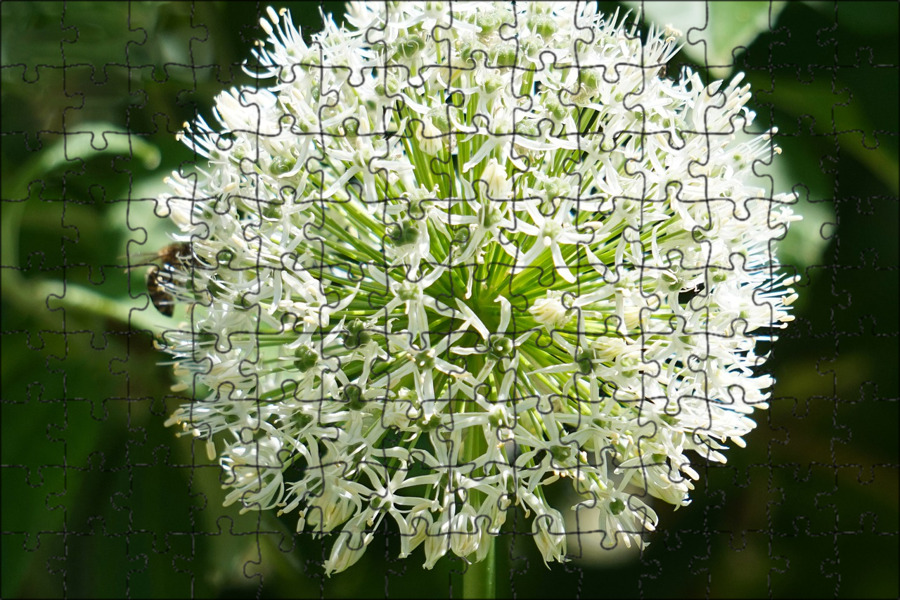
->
34, 122, 161, 176
627, 1, 787, 77
750, 76, 900, 195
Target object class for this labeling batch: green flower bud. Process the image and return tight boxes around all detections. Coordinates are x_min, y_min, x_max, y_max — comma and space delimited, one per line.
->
389, 220, 419, 246
491, 43, 517, 67
610, 499, 626, 515
344, 319, 371, 349
294, 345, 318, 372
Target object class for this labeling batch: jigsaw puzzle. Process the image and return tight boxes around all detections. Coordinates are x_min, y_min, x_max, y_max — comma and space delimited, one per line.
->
2, 2, 897, 598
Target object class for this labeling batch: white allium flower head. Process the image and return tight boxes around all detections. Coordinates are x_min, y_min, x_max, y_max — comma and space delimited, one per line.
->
159, 1, 800, 575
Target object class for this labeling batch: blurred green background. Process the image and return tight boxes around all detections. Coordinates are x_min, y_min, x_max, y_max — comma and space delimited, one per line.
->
2, 2, 896, 597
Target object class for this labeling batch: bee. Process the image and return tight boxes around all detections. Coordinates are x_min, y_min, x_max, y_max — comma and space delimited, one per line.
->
146, 265, 176, 316
130, 242, 194, 317
154, 241, 194, 272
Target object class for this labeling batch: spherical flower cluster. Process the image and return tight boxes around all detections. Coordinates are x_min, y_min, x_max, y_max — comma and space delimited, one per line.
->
159, 2, 799, 575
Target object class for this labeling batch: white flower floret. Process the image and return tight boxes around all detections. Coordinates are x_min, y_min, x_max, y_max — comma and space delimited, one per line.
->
529, 290, 574, 331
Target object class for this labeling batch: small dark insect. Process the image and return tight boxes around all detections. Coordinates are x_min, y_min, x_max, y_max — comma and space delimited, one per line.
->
155, 241, 193, 271
132, 242, 194, 317
146, 265, 175, 317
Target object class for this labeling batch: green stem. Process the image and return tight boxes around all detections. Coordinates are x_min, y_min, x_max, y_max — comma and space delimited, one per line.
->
463, 537, 496, 599
48, 280, 169, 333
1, 269, 170, 335
459, 354, 496, 599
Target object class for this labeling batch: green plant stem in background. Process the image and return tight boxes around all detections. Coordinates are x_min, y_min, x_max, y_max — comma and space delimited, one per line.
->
2, 193, 166, 335
463, 537, 495, 599
1, 268, 167, 336
1, 122, 166, 335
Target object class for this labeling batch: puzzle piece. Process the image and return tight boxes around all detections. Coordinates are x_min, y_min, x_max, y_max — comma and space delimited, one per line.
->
2, 2, 897, 598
